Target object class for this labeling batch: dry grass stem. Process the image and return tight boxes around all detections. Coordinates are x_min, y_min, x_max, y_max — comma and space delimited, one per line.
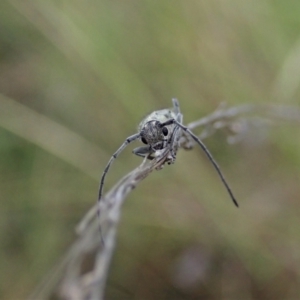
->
29, 103, 300, 300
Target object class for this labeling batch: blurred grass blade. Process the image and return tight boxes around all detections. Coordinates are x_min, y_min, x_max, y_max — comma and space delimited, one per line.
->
0, 93, 105, 179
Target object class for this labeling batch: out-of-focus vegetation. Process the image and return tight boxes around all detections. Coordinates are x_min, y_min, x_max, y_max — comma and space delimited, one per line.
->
1, 1, 300, 299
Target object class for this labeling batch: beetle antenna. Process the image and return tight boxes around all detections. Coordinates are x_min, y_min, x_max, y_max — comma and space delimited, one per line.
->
161, 119, 238, 207
97, 132, 141, 243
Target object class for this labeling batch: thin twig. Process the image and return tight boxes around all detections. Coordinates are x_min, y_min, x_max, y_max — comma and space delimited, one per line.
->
28, 103, 300, 300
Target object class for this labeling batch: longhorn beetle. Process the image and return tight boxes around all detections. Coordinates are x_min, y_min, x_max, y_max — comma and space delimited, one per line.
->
98, 99, 238, 232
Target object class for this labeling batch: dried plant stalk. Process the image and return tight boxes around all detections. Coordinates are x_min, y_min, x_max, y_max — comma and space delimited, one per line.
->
29, 103, 300, 300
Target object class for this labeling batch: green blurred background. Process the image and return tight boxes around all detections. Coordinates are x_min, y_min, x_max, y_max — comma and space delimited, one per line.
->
1, 1, 300, 299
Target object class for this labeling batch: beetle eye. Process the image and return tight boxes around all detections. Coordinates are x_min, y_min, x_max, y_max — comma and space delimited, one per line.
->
141, 137, 148, 144
162, 127, 168, 136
